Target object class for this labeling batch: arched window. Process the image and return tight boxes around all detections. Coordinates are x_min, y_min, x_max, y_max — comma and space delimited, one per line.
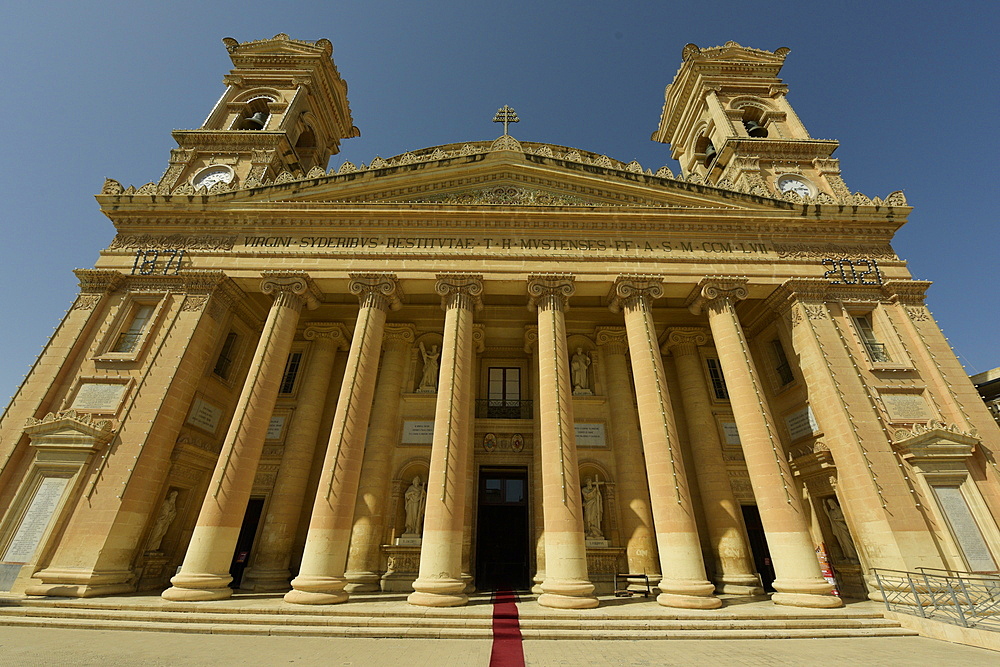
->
742, 106, 768, 138
234, 97, 271, 130
695, 135, 717, 169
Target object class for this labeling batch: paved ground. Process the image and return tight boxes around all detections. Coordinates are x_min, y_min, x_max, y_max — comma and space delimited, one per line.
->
0, 626, 995, 666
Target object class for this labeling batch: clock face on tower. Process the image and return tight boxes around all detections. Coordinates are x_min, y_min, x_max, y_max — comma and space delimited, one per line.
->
776, 174, 814, 199
191, 166, 235, 190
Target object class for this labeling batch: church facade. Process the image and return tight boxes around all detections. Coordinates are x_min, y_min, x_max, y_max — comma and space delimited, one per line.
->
1, 35, 998, 612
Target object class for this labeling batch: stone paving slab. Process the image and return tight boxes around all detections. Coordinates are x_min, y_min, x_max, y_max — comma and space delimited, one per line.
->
0, 626, 993, 666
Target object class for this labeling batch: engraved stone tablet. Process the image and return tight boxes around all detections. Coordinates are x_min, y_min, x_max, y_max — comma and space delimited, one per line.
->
786, 406, 820, 441
721, 422, 741, 445
882, 393, 930, 421
575, 423, 606, 447
933, 486, 998, 572
3, 477, 70, 563
266, 415, 286, 440
71, 383, 126, 412
402, 420, 435, 444
186, 398, 223, 434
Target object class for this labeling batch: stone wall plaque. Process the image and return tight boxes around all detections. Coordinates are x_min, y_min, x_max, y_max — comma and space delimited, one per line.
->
933, 486, 998, 572
402, 420, 435, 444
721, 421, 741, 445
882, 393, 930, 421
2, 476, 70, 563
785, 406, 820, 441
266, 415, 286, 440
186, 398, 223, 434
575, 423, 606, 447
70, 382, 127, 412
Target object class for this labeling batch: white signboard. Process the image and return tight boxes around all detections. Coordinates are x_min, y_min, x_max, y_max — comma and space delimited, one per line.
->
574, 423, 606, 448
71, 383, 126, 412
934, 486, 998, 572
186, 398, 223, 434
785, 406, 820, 441
721, 422, 741, 445
266, 416, 286, 440
402, 421, 435, 444
3, 477, 70, 563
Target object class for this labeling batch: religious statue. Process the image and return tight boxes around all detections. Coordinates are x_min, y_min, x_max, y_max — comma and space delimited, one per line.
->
417, 342, 440, 392
404, 476, 427, 535
825, 498, 858, 561
581, 476, 604, 539
145, 490, 178, 552
571, 347, 592, 395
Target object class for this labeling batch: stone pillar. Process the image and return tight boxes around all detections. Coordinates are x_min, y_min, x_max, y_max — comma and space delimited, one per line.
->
409, 275, 483, 607
528, 275, 598, 609
163, 274, 321, 601
242, 323, 349, 591
608, 276, 719, 609
688, 278, 841, 608
664, 327, 762, 594
594, 327, 660, 583
524, 326, 546, 594
344, 324, 415, 592
285, 274, 402, 604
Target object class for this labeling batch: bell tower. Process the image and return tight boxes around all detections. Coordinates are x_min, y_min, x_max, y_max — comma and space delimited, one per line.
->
652, 41, 850, 202
157, 33, 359, 193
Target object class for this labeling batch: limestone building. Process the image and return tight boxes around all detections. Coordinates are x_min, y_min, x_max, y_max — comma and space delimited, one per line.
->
2, 35, 999, 612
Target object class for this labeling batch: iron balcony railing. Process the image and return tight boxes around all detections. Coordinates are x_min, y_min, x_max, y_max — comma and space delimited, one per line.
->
863, 341, 891, 363
475, 399, 533, 420
872, 567, 1000, 631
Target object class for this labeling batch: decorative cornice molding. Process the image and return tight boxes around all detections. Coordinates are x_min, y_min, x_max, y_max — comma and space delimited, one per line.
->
24, 409, 115, 443
74, 269, 126, 294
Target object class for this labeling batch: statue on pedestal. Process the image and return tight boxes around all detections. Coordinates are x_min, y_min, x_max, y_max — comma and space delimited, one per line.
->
571, 348, 592, 395
417, 342, 440, 392
145, 490, 178, 552
404, 476, 427, 535
581, 476, 605, 539
825, 498, 859, 561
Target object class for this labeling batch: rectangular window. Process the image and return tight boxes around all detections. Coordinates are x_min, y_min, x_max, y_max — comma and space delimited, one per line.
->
213, 332, 238, 379
279, 352, 303, 394
112, 304, 155, 353
852, 314, 891, 363
488, 367, 521, 403
482, 367, 527, 418
706, 358, 730, 400
771, 339, 795, 386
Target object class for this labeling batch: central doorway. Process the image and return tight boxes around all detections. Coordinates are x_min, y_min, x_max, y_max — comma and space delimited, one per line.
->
476, 467, 530, 591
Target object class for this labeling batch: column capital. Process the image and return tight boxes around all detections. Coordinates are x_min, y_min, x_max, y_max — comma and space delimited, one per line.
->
607, 275, 664, 312
261, 272, 322, 310
383, 323, 417, 348
73, 268, 127, 294
594, 326, 629, 355
349, 273, 403, 311
527, 274, 575, 312
686, 277, 749, 315
523, 325, 538, 353
435, 274, 484, 311
472, 323, 486, 354
304, 322, 350, 349
662, 327, 710, 356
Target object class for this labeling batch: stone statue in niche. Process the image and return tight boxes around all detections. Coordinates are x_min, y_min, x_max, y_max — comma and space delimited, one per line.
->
417, 342, 440, 392
145, 489, 178, 552
825, 498, 859, 561
581, 476, 605, 539
571, 347, 592, 395
403, 476, 427, 535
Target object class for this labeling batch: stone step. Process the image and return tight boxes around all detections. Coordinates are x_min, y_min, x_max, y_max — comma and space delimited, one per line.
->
0, 615, 918, 640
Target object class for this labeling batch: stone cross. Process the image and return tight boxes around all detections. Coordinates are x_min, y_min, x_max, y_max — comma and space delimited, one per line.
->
493, 105, 519, 135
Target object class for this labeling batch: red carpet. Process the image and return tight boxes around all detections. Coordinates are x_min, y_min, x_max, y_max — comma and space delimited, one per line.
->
489, 589, 525, 667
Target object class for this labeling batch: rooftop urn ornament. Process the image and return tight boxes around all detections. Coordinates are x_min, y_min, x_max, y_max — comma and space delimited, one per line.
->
493, 105, 520, 135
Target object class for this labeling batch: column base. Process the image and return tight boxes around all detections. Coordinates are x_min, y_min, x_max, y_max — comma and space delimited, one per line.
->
539, 578, 598, 609
162, 572, 233, 601
344, 570, 381, 593
656, 578, 721, 609
713, 574, 765, 596
408, 576, 468, 607
284, 575, 349, 605
771, 577, 843, 608
239, 567, 291, 592
25, 567, 136, 598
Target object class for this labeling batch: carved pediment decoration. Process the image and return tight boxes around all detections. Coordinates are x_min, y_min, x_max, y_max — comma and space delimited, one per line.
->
24, 410, 115, 449
892, 420, 979, 464
413, 185, 602, 207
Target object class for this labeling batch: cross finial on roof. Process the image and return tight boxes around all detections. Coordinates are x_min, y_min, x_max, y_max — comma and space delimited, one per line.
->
493, 105, 519, 136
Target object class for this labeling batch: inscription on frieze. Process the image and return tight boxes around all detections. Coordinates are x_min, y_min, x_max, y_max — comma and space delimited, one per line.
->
3, 477, 70, 563
71, 383, 127, 412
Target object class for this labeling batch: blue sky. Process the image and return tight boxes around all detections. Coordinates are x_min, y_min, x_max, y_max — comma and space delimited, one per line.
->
1, 1, 997, 400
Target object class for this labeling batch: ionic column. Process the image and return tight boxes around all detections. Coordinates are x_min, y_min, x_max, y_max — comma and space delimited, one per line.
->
594, 327, 660, 583
242, 323, 349, 591
609, 276, 719, 609
163, 273, 321, 601
409, 275, 483, 607
344, 324, 416, 592
664, 327, 762, 594
688, 278, 841, 608
528, 275, 598, 609
524, 326, 546, 594
285, 273, 402, 604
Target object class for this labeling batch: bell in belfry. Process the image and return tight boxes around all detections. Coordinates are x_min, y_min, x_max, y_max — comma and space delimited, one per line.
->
240, 111, 268, 130
744, 119, 768, 137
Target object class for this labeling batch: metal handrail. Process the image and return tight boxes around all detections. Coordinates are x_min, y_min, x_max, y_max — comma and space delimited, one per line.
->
872, 567, 1000, 631
475, 399, 533, 420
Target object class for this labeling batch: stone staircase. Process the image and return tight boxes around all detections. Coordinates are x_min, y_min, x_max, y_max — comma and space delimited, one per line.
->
0, 594, 917, 640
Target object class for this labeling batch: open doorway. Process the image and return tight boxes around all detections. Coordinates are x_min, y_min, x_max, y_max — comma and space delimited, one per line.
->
476, 468, 530, 591
741, 504, 775, 592
229, 496, 265, 589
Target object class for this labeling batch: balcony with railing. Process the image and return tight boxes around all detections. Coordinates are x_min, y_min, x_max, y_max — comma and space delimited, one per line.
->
863, 341, 891, 363
475, 399, 533, 420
